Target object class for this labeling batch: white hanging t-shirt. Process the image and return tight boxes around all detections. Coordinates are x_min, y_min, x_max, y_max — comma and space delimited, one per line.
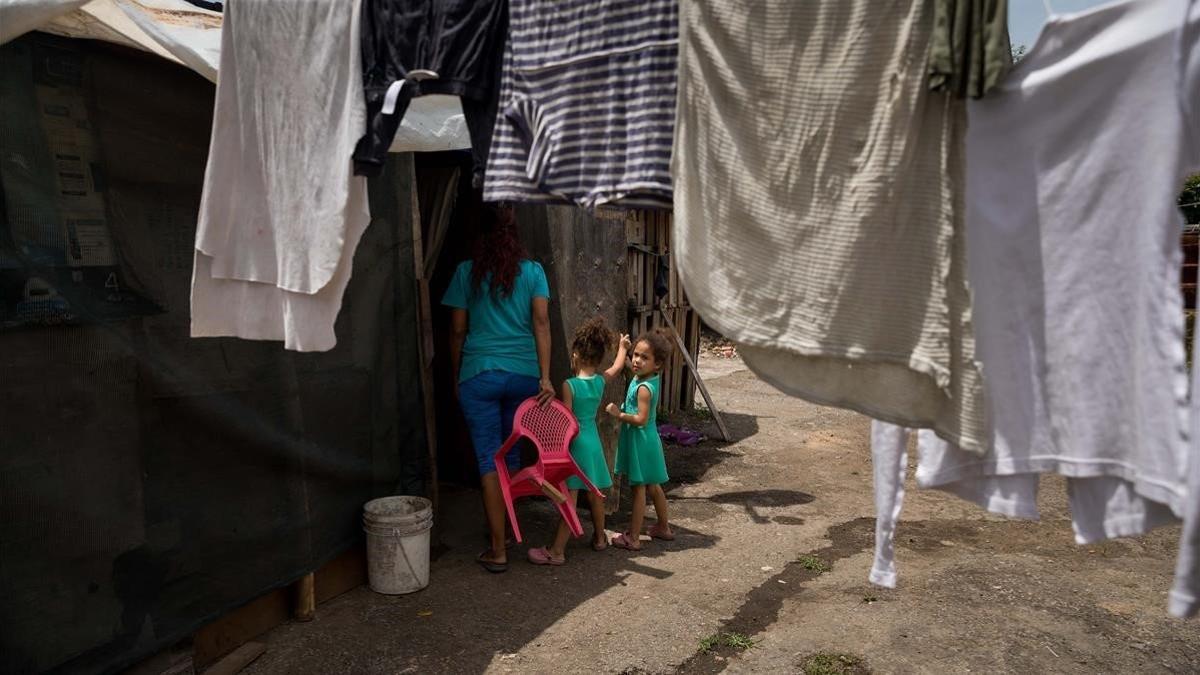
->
193, 0, 367, 295
189, 0, 370, 352
870, 0, 1200, 590
190, 185, 369, 353
870, 423, 1180, 589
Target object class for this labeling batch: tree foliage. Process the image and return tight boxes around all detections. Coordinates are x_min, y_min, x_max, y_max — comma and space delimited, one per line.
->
1183, 174, 1200, 224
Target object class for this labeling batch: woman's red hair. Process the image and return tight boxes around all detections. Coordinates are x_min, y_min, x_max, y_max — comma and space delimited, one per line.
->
470, 204, 527, 298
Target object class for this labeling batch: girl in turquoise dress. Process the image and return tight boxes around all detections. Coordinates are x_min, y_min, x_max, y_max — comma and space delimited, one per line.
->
528, 318, 629, 565
607, 330, 675, 551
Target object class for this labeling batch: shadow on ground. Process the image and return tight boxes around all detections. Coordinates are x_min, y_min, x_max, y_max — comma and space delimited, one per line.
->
246, 486, 723, 674
244, 404, 789, 674
665, 409, 761, 446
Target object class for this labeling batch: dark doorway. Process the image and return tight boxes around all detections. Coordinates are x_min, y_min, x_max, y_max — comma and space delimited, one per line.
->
415, 151, 486, 489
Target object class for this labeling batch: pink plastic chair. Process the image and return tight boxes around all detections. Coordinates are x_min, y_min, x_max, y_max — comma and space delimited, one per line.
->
494, 398, 606, 542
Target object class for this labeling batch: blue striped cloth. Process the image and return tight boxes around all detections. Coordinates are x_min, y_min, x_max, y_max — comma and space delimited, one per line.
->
482, 0, 678, 209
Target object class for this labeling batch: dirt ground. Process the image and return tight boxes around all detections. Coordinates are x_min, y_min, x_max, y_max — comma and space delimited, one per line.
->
242, 355, 1198, 674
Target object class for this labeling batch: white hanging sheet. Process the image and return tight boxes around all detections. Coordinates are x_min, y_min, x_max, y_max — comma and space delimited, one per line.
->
869, 0, 1200, 603
671, 0, 986, 455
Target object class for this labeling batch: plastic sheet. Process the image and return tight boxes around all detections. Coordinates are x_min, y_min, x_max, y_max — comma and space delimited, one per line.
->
0, 0, 472, 151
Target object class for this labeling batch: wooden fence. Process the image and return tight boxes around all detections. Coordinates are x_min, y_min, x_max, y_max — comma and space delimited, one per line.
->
1183, 226, 1197, 311
608, 207, 702, 415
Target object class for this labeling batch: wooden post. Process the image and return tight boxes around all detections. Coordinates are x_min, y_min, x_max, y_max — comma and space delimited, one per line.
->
294, 573, 315, 622
405, 158, 440, 514
659, 305, 731, 441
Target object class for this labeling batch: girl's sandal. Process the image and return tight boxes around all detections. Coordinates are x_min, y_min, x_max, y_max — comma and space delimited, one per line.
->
476, 550, 508, 574
591, 536, 609, 552
647, 525, 675, 541
527, 546, 566, 566
611, 532, 643, 551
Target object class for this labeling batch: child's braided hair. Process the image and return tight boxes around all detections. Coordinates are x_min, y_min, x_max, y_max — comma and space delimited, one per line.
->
572, 317, 615, 367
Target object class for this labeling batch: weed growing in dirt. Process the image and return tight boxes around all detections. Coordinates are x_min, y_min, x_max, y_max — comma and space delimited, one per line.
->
692, 404, 714, 421
802, 652, 869, 675
699, 632, 756, 653
723, 633, 755, 650
797, 554, 828, 572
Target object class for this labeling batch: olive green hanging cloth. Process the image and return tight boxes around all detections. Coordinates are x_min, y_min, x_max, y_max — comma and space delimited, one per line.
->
929, 0, 1014, 98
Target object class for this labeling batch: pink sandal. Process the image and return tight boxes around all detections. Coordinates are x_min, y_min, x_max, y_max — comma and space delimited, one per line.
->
527, 547, 565, 566
611, 532, 643, 551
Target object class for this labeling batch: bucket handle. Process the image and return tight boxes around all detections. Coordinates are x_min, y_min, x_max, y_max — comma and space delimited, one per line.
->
372, 523, 424, 581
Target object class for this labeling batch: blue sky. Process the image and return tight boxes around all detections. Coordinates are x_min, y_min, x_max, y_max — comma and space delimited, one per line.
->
1009, 0, 1112, 49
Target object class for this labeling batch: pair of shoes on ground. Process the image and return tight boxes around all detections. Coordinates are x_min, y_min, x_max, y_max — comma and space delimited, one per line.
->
611, 524, 675, 551
527, 534, 610, 566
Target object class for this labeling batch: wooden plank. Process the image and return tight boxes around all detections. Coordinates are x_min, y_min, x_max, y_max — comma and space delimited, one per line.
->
123, 642, 194, 675
406, 156, 440, 514
665, 212, 678, 307
203, 643, 266, 675
631, 240, 643, 308
686, 310, 701, 409
635, 249, 642, 305
643, 245, 654, 308
315, 545, 366, 604
676, 308, 686, 406
671, 308, 683, 411
193, 545, 365, 668
293, 574, 315, 622
681, 308, 694, 410
651, 211, 658, 304
659, 306, 731, 441
193, 589, 288, 669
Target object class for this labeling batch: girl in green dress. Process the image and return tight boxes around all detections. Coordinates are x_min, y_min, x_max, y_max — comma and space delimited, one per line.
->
607, 330, 675, 551
528, 318, 629, 565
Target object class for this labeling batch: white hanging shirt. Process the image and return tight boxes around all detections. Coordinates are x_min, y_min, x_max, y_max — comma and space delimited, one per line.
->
871, 0, 1200, 592
190, 186, 369, 353
672, 0, 987, 454
189, 0, 370, 352
870, 423, 1180, 589
193, 0, 367, 295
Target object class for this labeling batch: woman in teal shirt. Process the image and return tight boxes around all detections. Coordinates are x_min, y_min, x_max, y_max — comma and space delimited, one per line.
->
443, 206, 554, 574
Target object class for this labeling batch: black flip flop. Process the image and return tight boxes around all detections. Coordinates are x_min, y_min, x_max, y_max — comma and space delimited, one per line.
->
476, 550, 508, 574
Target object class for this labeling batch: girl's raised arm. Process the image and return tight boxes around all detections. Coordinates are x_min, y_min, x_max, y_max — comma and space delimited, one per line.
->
603, 333, 633, 380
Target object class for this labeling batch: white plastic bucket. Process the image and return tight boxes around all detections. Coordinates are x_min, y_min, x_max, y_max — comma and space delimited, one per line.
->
363, 496, 433, 595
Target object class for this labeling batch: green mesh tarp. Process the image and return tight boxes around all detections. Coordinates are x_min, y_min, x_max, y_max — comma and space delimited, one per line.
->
0, 34, 426, 675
